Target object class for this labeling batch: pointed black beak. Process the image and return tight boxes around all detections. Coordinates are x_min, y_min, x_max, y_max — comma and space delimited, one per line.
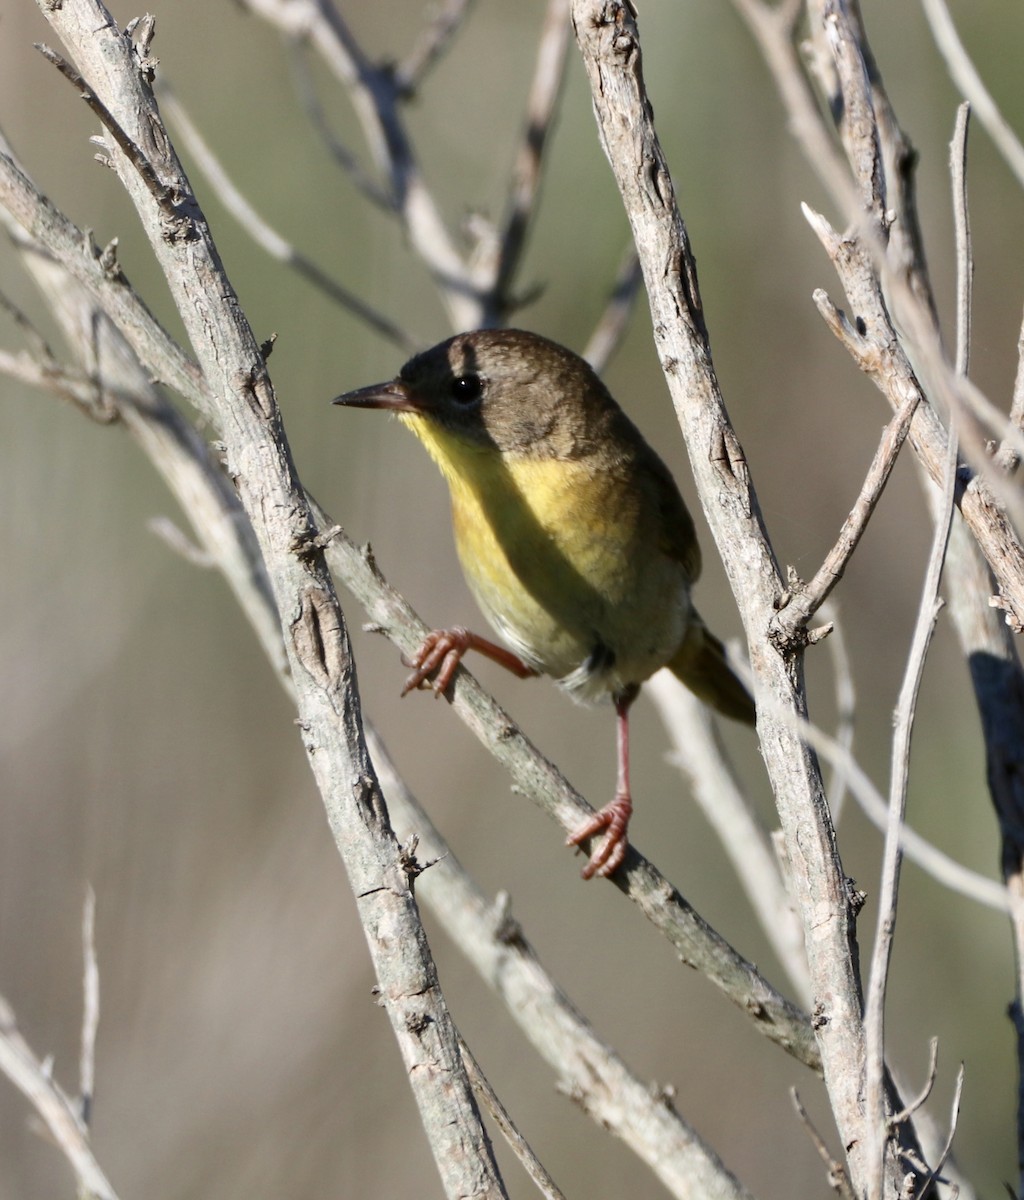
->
332, 379, 419, 412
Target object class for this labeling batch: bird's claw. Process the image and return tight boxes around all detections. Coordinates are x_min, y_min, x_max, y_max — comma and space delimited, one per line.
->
401, 627, 472, 696
567, 795, 632, 880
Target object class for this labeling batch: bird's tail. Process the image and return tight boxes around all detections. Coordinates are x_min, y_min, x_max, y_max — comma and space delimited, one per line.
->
667, 613, 755, 725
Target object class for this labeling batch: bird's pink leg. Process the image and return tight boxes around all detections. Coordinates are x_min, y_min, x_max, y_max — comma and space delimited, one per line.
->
567, 685, 638, 879
402, 626, 537, 696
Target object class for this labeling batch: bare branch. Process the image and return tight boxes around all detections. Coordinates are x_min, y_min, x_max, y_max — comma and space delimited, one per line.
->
996, 305, 1024, 474
0, 150, 211, 418
369, 731, 758, 1200
394, 0, 478, 94
921, 0, 1024, 191
738, 0, 1024, 630
0, 285, 56, 362
909, 1064, 966, 1199
570, 0, 884, 1184
864, 106, 970, 1194
0, 994, 119, 1200
779, 696, 1010, 912
775, 382, 919, 635
791, 1087, 856, 1200
480, 0, 571, 319
889, 1038, 940, 1128
647, 671, 812, 1006
458, 1037, 568, 1200
30, 5, 507, 1193
582, 244, 642, 373
952, 103, 973, 379
79, 888, 99, 1130
35, 41, 180, 215
283, 37, 393, 208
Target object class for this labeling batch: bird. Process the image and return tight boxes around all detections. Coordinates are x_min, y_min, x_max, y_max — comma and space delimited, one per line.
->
333, 328, 754, 879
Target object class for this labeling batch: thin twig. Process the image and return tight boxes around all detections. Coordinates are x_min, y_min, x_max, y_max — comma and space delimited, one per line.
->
147, 515, 217, 567
791, 1087, 856, 1200
0, 286, 56, 362
648, 671, 812, 1006
0, 994, 119, 1200
283, 38, 393, 209
907, 1064, 966, 1198
394, 0, 478, 94
35, 43, 180, 215
582, 245, 642, 373
921, 0, 1024, 191
725, 631, 1010, 913
777, 383, 920, 632
952, 103, 973, 379
0, 148, 212, 419
888, 1038, 939, 1128
995, 305, 1024, 474
482, 0, 571, 321
79, 888, 99, 1129
239, 0, 481, 329
744, 675, 1011, 912
457, 1037, 568, 1200
864, 102, 971, 1200
0, 346, 119, 421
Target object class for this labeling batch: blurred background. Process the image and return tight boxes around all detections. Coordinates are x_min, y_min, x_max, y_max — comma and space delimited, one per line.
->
1, 1, 1022, 1195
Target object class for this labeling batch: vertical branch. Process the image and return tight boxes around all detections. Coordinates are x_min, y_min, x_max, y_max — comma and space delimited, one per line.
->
478, 0, 571, 322
862, 419, 955, 1198
568, 3, 906, 1193
929, 102, 1024, 1195
864, 100, 968, 1200
79, 888, 99, 1130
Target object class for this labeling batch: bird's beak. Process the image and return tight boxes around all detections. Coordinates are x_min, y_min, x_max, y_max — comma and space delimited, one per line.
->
332, 379, 421, 413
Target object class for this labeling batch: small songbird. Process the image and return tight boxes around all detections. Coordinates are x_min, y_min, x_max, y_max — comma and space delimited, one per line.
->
334, 329, 754, 878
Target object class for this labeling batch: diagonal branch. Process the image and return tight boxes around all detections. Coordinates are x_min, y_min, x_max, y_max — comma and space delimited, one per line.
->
568, 2, 932, 1193
774, 379, 919, 634
31, 5, 507, 1194
0, 995, 119, 1200
479, 0, 571, 319
921, 0, 1024, 191
393, 0, 478, 95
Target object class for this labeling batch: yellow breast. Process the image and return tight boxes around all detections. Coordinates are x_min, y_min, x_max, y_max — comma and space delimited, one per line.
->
400, 413, 691, 698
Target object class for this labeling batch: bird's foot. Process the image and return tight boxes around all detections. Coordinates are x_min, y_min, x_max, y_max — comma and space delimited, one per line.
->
401, 627, 474, 696
402, 627, 537, 696
567, 794, 633, 880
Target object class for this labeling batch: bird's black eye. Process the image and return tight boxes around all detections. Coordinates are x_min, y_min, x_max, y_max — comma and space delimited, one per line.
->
450, 373, 483, 405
